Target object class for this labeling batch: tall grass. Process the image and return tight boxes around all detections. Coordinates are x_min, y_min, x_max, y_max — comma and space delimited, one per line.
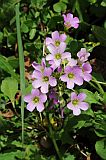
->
15, 3, 25, 145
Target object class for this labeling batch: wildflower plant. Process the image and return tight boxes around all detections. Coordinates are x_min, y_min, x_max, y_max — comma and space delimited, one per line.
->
24, 12, 93, 159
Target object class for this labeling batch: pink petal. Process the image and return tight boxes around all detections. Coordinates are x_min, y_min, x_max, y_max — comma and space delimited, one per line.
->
36, 102, 44, 112
27, 102, 36, 112
58, 43, 66, 53
73, 17, 79, 23
60, 74, 68, 82
24, 94, 32, 102
52, 31, 59, 40
45, 37, 53, 45
40, 93, 47, 103
79, 102, 89, 111
32, 80, 42, 88
72, 23, 79, 29
64, 66, 72, 73
41, 83, 49, 93
67, 58, 77, 67
67, 13, 73, 20
62, 14, 67, 21
47, 44, 57, 54
62, 52, 71, 60
32, 70, 42, 79
71, 92, 77, 100
74, 76, 83, 86
82, 63, 92, 73
78, 93, 86, 101
67, 102, 74, 110
67, 80, 74, 89
49, 77, 57, 87
54, 59, 61, 67
31, 89, 40, 96
73, 108, 81, 116
83, 73, 92, 82
60, 33, 67, 41
44, 67, 52, 76
46, 54, 54, 61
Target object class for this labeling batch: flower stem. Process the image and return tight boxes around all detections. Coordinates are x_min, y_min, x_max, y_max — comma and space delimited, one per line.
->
48, 116, 62, 160
92, 76, 104, 95
15, 3, 25, 146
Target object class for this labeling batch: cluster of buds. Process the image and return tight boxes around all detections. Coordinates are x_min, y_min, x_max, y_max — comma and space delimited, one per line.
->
24, 13, 92, 116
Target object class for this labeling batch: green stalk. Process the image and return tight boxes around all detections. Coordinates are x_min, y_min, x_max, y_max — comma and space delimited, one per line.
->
48, 116, 62, 160
92, 76, 104, 95
15, 3, 25, 145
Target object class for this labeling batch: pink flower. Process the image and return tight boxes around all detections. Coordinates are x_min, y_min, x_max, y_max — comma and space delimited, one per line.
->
63, 13, 79, 29
45, 31, 67, 47
77, 48, 90, 63
80, 62, 92, 82
46, 43, 71, 70
24, 89, 47, 112
67, 92, 89, 116
60, 66, 83, 89
32, 67, 57, 93
31, 58, 46, 79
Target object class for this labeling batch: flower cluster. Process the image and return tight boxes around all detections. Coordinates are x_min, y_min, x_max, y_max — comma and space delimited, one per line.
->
24, 13, 92, 116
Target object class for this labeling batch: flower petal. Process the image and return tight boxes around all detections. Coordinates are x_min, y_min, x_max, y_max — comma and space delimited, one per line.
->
52, 31, 59, 40
83, 73, 92, 82
73, 108, 81, 116
27, 102, 36, 112
67, 102, 74, 110
78, 93, 86, 101
40, 94, 47, 103
44, 67, 52, 76
67, 80, 74, 89
60, 74, 68, 82
79, 102, 89, 111
74, 75, 83, 86
32, 80, 42, 88
60, 33, 67, 41
31, 89, 40, 97
32, 70, 42, 79
49, 77, 57, 87
47, 44, 57, 54
41, 83, 49, 93
46, 54, 54, 61
45, 37, 53, 45
36, 102, 44, 112
24, 94, 32, 102
71, 92, 77, 100
58, 43, 66, 53
62, 52, 71, 60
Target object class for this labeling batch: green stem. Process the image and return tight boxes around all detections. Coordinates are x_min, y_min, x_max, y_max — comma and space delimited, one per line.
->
88, 81, 100, 92
48, 116, 62, 160
92, 76, 104, 95
15, 3, 25, 145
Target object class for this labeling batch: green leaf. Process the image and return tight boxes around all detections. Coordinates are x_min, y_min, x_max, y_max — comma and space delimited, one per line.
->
95, 139, 106, 160
80, 89, 100, 104
95, 129, 106, 137
29, 28, 36, 39
88, 0, 97, 4
48, 16, 63, 29
0, 152, 16, 160
21, 23, 29, 33
92, 25, 106, 46
0, 32, 3, 43
53, 2, 67, 12
103, 92, 106, 104
0, 55, 19, 81
1, 77, 18, 102
63, 153, 75, 160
